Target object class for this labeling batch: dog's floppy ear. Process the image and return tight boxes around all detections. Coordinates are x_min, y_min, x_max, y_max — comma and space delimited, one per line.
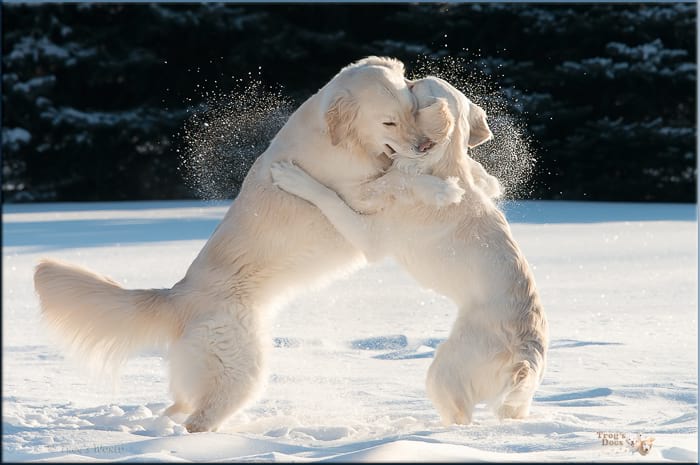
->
416, 98, 454, 144
325, 91, 359, 146
467, 101, 493, 148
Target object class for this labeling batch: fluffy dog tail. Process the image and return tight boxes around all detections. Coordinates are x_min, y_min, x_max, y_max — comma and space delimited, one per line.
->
34, 259, 183, 374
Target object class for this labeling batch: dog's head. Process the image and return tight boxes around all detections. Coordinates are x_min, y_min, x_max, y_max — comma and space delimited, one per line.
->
414, 76, 493, 149
403, 76, 492, 165
391, 76, 500, 197
323, 56, 441, 158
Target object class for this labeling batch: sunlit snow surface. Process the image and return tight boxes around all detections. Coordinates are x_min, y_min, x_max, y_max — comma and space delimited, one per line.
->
2, 200, 697, 462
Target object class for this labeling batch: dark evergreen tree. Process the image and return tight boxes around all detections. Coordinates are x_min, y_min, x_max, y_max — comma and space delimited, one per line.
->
2, 3, 696, 203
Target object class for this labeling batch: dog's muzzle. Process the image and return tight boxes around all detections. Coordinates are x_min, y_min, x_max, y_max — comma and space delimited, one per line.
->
417, 139, 436, 153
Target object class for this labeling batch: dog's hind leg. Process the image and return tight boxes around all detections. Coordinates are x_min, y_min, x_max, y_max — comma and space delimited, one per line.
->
165, 365, 195, 418
164, 401, 190, 417
496, 360, 537, 420
426, 367, 474, 425
496, 323, 547, 420
170, 311, 268, 433
425, 339, 477, 426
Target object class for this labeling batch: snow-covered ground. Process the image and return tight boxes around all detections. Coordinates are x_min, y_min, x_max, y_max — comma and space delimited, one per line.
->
2, 199, 697, 462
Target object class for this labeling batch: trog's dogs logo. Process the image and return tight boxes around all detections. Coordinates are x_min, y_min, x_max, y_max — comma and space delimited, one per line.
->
597, 432, 655, 456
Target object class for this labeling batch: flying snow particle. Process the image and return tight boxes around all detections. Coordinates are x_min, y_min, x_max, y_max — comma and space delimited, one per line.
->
177, 79, 294, 200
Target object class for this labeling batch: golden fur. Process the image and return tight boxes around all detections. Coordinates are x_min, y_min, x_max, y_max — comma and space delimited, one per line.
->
33, 56, 440, 433
270, 76, 548, 425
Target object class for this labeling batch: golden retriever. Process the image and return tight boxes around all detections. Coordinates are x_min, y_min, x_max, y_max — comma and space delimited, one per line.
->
270, 76, 548, 425
33, 56, 441, 433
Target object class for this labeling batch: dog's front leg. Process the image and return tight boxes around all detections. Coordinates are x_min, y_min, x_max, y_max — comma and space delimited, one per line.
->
359, 170, 465, 209
270, 161, 383, 260
349, 170, 408, 213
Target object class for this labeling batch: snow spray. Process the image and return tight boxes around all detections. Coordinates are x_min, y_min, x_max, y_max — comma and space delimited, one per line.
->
178, 77, 294, 200
179, 55, 537, 201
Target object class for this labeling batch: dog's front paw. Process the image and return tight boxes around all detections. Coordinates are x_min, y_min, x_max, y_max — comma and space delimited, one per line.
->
270, 161, 325, 202
270, 161, 307, 195
270, 160, 298, 190
434, 176, 465, 207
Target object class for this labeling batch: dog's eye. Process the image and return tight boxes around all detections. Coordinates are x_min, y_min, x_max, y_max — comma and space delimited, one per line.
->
383, 122, 396, 127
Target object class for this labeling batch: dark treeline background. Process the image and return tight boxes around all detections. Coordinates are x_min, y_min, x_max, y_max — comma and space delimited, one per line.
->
2, 3, 696, 203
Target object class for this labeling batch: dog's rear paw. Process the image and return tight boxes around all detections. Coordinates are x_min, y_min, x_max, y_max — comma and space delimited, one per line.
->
496, 402, 530, 420
184, 414, 214, 433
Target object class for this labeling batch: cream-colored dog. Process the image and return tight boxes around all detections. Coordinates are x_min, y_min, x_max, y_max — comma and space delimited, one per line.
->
33, 57, 447, 433
270, 76, 548, 425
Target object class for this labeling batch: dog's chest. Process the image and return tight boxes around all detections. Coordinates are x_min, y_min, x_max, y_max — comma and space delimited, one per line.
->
381, 205, 452, 248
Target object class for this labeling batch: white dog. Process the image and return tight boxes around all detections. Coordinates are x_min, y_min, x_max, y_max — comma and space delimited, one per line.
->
270, 76, 548, 425
33, 57, 447, 433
